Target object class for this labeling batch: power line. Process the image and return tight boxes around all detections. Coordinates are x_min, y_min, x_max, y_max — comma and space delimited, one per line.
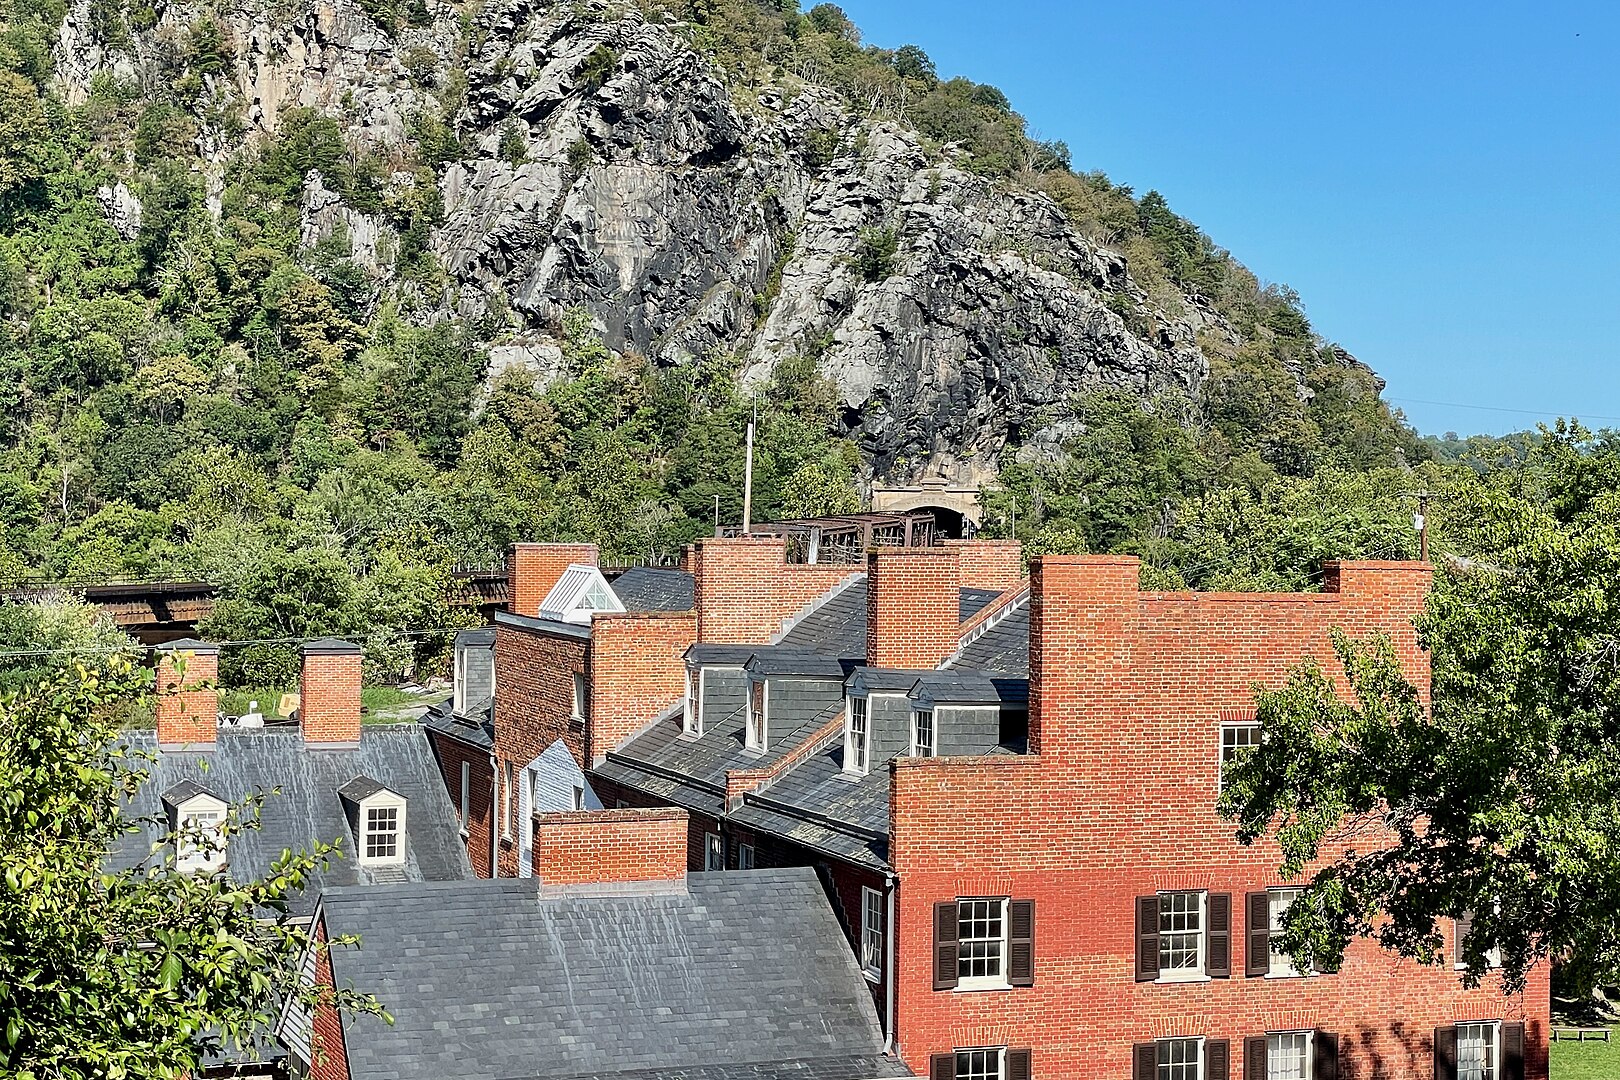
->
1388, 397, 1620, 425
0, 624, 471, 660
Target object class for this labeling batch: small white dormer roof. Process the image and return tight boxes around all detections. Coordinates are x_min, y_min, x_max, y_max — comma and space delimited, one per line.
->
539, 564, 626, 625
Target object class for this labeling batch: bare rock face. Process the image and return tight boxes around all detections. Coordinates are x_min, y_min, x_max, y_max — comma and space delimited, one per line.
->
56, 0, 1228, 486
96, 182, 143, 240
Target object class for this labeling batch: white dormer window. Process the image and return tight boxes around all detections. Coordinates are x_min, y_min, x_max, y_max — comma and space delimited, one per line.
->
683, 666, 700, 736
844, 696, 869, 775
912, 708, 936, 758
746, 679, 767, 751
453, 646, 467, 715
340, 780, 408, 867
172, 792, 228, 874
539, 564, 627, 624
365, 805, 399, 860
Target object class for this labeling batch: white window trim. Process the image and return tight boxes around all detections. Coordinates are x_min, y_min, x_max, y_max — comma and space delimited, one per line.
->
738, 843, 755, 870
745, 680, 768, 752
954, 896, 1012, 992
174, 793, 228, 874
1267, 887, 1311, 978
500, 761, 514, 841
1154, 1036, 1206, 1079
704, 832, 724, 871
356, 791, 408, 867
860, 886, 884, 981
844, 695, 870, 775
911, 707, 936, 758
1217, 720, 1262, 791
1456, 1019, 1501, 1080
458, 760, 470, 834
1155, 889, 1210, 984
572, 672, 587, 723
1265, 1030, 1315, 1080
683, 666, 701, 736
453, 647, 467, 715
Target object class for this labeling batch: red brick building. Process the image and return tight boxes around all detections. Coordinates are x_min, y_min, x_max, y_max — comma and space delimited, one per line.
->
432, 540, 1548, 1080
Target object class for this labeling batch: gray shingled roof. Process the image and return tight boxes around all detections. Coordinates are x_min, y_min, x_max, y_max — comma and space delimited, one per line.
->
421, 698, 495, 750
114, 727, 471, 912
774, 577, 868, 655
949, 598, 1030, 675
319, 870, 906, 1080
610, 567, 696, 612
732, 739, 893, 870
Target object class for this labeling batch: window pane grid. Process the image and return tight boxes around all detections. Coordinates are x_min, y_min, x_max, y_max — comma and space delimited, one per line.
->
1158, 891, 1203, 972
849, 698, 868, 771
1268, 1032, 1310, 1080
1458, 1022, 1497, 1080
955, 1048, 1002, 1080
861, 889, 883, 974
1157, 1038, 1200, 1080
1270, 888, 1305, 976
914, 709, 935, 757
957, 898, 1005, 980
365, 806, 398, 859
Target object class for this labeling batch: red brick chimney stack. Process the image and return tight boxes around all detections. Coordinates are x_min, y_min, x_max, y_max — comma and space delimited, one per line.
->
507, 543, 601, 618
154, 639, 219, 749
943, 538, 1024, 593
300, 638, 363, 747
865, 546, 962, 669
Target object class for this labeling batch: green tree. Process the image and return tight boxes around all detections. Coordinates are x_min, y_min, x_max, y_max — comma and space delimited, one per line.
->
0, 70, 45, 198
0, 659, 384, 1076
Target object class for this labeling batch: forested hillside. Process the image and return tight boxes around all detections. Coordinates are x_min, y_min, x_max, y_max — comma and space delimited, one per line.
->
0, 0, 1532, 686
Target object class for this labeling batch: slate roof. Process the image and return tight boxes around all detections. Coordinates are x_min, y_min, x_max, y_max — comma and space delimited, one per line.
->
611, 566, 696, 612
774, 576, 868, 655
420, 697, 494, 750
317, 869, 908, 1080
114, 726, 472, 912
949, 596, 1030, 675
730, 738, 893, 870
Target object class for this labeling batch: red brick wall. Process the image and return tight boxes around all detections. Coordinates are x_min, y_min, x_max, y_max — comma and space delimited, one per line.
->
532, 807, 689, 884
886, 555, 1548, 1079
308, 917, 350, 1080
507, 542, 599, 618
587, 775, 721, 871
426, 730, 495, 877
586, 612, 697, 763
300, 646, 362, 745
691, 537, 854, 643
943, 538, 1024, 593
867, 547, 961, 669
154, 644, 217, 748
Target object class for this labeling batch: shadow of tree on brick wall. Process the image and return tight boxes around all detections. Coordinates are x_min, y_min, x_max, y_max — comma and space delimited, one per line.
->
1345, 1021, 1426, 1079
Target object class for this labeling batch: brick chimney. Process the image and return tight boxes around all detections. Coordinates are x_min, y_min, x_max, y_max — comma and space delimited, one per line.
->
507, 543, 600, 618
865, 546, 962, 669
154, 639, 219, 749
531, 807, 689, 884
300, 638, 363, 746
943, 538, 1024, 593
690, 536, 852, 643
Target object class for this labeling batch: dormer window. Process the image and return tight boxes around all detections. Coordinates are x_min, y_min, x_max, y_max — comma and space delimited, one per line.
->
339, 777, 408, 867
912, 708, 936, 758
844, 695, 869, 775
746, 679, 767, 751
683, 666, 700, 736
539, 564, 626, 624
164, 783, 228, 874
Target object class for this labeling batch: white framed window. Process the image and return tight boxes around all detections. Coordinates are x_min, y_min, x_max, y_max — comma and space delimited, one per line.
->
458, 760, 470, 827
705, 832, 724, 871
954, 1047, 1004, 1080
1455, 912, 1504, 970
1269, 888, 1308, 977
683, 666, 700, 735
1156, 1037, 1203, 1080
572, 672, 587, 722
501, 761, 514, 840
355, 790, 407, 867
175, 795, 228, 874
453, 646, 467, 715
1457, 1021, 1499, 1080
1268, 1031, 1312, 1080
912, 708, 936, 758
956, 897, 1008, 989
1219, 722, 1261, 789
738, 843, 755, 870
1158, 890, 1206, 979
860, 887, 884, 979
746, 680, 767, 751
844, 696, 869, 774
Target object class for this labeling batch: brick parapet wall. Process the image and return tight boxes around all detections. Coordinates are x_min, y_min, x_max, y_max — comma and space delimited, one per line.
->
586, 611, 697, 763
941, 539, 1024, 593
691, 537, 853, 643
866, 547, 961, 669
154, 645, 218, 748
885, 554, 1545, 1079
532, 807, 690, 884
586, 775, 721, 871
954, 583, 1029, 645
300, 648, 362, 745
725, 710, 846, 807
507, 543, 599, 618
308, 917, 351, 1080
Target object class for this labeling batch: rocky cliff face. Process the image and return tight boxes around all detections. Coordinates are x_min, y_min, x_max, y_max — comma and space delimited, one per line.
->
55, 0, 1230, 487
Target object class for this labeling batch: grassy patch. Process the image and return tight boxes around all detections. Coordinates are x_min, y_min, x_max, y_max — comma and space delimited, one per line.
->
218, 686, 445, 725
1552, 1030, 1620, 1079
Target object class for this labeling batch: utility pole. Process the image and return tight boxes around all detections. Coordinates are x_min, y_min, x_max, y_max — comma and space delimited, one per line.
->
1413, 491, 1430, 563
742, 412, 755, 536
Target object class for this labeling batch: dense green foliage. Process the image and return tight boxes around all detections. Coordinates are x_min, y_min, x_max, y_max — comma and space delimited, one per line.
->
0, 659, 384, 1077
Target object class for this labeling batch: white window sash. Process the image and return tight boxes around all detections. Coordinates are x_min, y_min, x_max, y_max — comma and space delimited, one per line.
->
860, 887, 884, 978
458, 760, 470, 827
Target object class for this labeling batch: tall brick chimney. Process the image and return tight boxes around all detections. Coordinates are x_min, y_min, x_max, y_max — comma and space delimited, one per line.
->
1026, 554, 1140, 759
154, 639, 219, 749
508, 543, 600, 618
943, 538, 1024, 593
300, 638, 363, 746
865, 546, 962, 669
531, 807, 690, 884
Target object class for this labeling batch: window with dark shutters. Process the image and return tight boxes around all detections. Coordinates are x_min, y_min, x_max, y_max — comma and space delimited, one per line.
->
1433, 1026, 1458, 1080
1005, 1048, 1031, 1080
930, 1053, 955, 1080
1135, 895, 1160, 981
1314, 1031, 1339, 1080
1207, 893, 1231, 977
1502, 1022, 1525, 1080
1452, 911, 1472, 968
1244, 1036, 1267, 1079
1132, 1042, 1157, 1080
933, 901, 959, 990
1008, 900, 1034, 986
1206, 1038, 1230, 1080
1246, 891, 1271, 976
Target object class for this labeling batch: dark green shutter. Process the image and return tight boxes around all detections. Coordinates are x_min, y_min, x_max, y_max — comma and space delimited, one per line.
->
1207, 893, 1231, 977
933, 901, 959, 990
1246, 891, 1271, 976
1135, 895, 1160, 981
1008, 899, 1034, 986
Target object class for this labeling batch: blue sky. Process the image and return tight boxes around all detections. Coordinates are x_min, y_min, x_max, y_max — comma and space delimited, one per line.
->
835, 0, 1620, 436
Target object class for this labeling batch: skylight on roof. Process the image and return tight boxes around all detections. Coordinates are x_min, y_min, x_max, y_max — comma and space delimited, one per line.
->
539, 564, 627, 624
